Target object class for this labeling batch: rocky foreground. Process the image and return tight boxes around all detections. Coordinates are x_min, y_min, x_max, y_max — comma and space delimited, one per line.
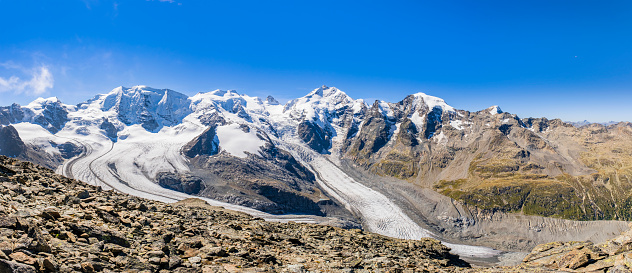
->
0, 155, 631, 272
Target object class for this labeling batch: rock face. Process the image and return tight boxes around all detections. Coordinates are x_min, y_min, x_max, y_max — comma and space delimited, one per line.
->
0, 125, 26, 157
156, 172, 204, 194
97, 86, 191, 132
0, 156, 471, 272
1, 99, 70, 134
0, 125, 62, 170
515, 223, 632, 272
182, 126, 219, 158
0, 103, 24, 125
54, 142, 83, 159
26, 98, 70, 134
296, 120, 331, 153
99, 118, 118, 140
4, 85, 632, 230
183, 127, 348, 217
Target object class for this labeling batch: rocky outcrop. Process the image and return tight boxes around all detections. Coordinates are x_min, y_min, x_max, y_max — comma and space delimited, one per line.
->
265, 95, 279, 105
517, 223, 632, 272
182, 126, 219, 158
0, 103, 24, 125
345, 101, 392, 166
0, 125, 26, 157
99, 118, 118, 140
29, 100, 69, 134
53, 142, 83, 159
297, 121, 331, 153
0, 156, 471, 272
157, 172, 204, 194
0, 126, 62, 170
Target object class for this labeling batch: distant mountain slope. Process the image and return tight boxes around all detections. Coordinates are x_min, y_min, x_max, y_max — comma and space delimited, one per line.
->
2, 85, 631, 234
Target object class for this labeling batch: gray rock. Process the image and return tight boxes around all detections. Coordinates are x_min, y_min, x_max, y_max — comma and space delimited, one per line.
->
0, 259, 37, 273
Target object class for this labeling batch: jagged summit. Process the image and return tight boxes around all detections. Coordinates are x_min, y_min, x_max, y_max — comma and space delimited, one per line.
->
283, 86, 360, 122
301, 85, 352, 102
410, 92, 456, 112
487, 105, 503, 115
25, 96, 64, 107
75, 85, 193, 132
305, 85, 345, 98
265, 95, 279, 105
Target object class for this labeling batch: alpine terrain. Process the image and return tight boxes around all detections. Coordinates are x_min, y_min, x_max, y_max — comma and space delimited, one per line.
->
1, 85, 631, 266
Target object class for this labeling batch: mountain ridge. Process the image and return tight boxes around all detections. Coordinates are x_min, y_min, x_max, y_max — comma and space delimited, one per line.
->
2, 85, 632, 260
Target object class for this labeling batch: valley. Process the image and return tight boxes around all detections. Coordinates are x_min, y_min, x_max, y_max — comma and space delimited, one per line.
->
1, 85, 631, 267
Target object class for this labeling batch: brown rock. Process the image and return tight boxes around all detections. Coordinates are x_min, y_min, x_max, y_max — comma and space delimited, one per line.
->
40, 207, 61, 220
0, 241, 13, 256
203, 247, 228, 258
104, 243, 126, 255
146, 250, 165, 258
0, 216, 17, 228
65, 231, 76, 243
42, 257, 58, 271
9, 251, 37, 265
559, 249, 591, 269
81, 261, 95, 273
0, 259, 37, 273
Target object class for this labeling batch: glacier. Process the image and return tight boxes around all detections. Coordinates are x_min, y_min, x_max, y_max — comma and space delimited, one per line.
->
6, 85, 502, 258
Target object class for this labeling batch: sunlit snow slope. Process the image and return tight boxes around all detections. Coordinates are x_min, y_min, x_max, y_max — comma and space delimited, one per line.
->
10, 85, 501, 258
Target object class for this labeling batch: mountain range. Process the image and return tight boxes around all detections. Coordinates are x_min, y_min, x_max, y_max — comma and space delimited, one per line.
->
1, 85, 631, 262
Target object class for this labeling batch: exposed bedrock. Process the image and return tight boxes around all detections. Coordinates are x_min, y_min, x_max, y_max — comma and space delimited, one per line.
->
338, 159, 630, 254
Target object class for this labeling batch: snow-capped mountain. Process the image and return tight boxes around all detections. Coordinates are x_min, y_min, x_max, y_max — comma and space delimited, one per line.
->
2, 85, 631, 259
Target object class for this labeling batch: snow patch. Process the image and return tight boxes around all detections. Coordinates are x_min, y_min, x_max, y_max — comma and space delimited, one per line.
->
489, 105, 503, 115
216, 123, 264, 158
10, 123, 60, 155
449, 120, 470, 130
409, 113, 425, 131
433, 131, 448, 145
412, 92, 455, 112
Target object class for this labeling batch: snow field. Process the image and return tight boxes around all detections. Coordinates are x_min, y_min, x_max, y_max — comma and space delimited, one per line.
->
15, 85, 502, 259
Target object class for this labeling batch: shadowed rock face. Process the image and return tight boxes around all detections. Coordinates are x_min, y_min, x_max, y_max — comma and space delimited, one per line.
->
173, 126, 356, 218
32, 101, 70, 134
345, 101, 392, 167
99, 118, 118, 140
0, 104, 24, 125
182, 126, 219, 158
297, 121, 331, 154
0, 125, 26, 157
157, 172, 204, 194
54, 142, 83, 159
0, 125, 63, 169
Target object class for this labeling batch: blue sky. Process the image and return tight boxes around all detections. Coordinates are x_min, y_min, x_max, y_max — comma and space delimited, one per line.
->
0, 0, 630, 122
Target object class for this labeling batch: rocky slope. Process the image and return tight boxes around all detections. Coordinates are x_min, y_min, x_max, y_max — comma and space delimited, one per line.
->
329, 93, 632, 221
5, 85, 632, 222
2, 156, 632, 272
0, 156, 469, 272
3, 85, 632, 259
0, 125, 63, 169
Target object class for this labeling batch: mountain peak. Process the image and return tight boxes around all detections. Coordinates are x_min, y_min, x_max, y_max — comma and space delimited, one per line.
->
488, 105, 503, 115
410, 92, 455, 112
306, 85, 346, 98
27, 96, 62, 107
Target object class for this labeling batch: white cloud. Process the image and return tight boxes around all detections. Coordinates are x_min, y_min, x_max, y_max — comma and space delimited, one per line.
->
147, 0, 181, 4
0, 65, 54, 95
